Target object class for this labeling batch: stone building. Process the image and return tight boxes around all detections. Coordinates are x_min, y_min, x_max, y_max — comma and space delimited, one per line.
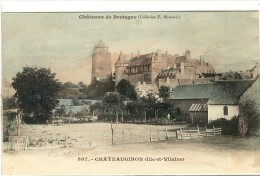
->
91, 40, 112, 83
114, 50, 176, 85
157, 50, 216, 89
114, 51, 129, 84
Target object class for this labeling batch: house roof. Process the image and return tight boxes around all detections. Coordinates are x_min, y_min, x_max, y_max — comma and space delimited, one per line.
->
209, 80, 253, 104
115, 51, 129, 65
189, 104, 208, 112
128, 53, 153, 66
170, 79, 255, 105
170, 83, 213, 100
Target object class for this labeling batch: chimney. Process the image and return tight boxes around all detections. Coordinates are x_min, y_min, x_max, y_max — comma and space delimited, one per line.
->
185, 50, 191, 59
181, 62, 185, 74
137, 50, 140, 58
157, 49, 162, 56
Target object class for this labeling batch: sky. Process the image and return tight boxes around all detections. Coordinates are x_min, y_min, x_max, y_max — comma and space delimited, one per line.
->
2, 12, 259, 85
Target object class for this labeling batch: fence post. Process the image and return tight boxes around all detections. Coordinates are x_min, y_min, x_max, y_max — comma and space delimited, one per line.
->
165, 127, 169, 140
65, 132, 67, 148
180, 128, 183, 139
45, 137, 48, 149
111, 122, 114, 145
189, 128, 192, 139
89, 128, 92, 147
130, 130, 132, 144
176, 130, 178, 139
122, 130, 124, 144
213, 125, 215, 136
25, 136, 28, 150
102, 130, 104, 146
205, 126, 207, 137
150, 129, 152, 142
197, 125, 200, 138
7, 136, 10, 151
157, 129, 160, 141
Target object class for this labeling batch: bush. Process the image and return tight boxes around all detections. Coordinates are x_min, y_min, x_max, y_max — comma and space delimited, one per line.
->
209, 117, 239, 135
239, 97, 260, 136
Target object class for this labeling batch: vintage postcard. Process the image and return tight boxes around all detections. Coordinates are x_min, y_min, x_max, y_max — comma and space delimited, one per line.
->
1, 3, 260, 175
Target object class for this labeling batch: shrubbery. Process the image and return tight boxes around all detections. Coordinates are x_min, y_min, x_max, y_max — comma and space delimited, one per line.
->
209, 117, 239, 135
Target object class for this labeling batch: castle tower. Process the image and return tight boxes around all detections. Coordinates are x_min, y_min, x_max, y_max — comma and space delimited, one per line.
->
114, 51, 129, 84
92, 40, 112, 83
185, 50, 191, 59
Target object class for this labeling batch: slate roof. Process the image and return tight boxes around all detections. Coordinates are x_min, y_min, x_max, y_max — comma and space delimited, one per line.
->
115, 51, 129, 65
189, 104, 208, 112
170, 80, 255, 105
209, 80, 253, 104
158, 67, 178, 78
170, 83, 213, 100
128, 53, 153, 66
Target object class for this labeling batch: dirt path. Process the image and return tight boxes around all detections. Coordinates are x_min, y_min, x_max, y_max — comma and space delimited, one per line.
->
3, 136, 260, 175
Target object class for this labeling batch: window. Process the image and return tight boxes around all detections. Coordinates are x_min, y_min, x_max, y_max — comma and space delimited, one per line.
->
223, 106, 228, 115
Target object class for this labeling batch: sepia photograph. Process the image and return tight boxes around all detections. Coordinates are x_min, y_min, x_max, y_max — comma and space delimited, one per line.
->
1, 6, 260, 175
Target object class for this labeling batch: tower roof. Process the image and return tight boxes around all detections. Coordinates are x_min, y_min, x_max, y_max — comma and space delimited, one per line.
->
115, 51, 129, 65
95, 39, 106, 48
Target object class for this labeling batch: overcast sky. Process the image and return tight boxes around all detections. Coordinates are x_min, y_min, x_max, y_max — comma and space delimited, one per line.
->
2, 12, 259, 84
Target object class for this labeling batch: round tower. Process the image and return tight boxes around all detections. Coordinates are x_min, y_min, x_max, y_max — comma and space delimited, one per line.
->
114, 51, 129, 84
92, 40, 112, 83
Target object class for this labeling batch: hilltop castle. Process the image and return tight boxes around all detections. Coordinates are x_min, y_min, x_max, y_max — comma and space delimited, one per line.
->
114, 49, 215, 86
91, 40, 112, 83
91, 40, 216, 92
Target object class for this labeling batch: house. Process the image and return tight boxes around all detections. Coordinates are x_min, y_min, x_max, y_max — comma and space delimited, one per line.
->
169, 78, 258, 124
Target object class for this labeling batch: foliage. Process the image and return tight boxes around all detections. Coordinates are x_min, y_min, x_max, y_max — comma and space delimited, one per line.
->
63, 81, 79, 89
86, 80, 115, 99
239, 97, 260, 136
116, 79, 137, 100
158, 85, 170, 99
78, 81, 88, 94
2, 96, 18, 110
72, 97, 80, 105
12, 66, 62, 123
209, 117, 239, 135
3, 111, 18, 141
54, 105, 66, 117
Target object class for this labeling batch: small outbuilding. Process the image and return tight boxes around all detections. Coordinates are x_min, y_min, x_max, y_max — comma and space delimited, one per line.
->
170, 77, 259, 124
189, 104, 208, 124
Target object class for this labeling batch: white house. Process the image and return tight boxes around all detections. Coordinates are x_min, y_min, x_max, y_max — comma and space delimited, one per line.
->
169, 77, 259, 124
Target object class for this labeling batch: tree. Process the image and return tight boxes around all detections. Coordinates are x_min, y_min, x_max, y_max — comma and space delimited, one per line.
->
116, 79, 137, 100
63, 82, 79, 88
239, 97, 260, 136
102, 93, 124, 124
54, 105, 66, 117
158, 85, 170, 100
2, 96, 18, 110
12, 66, 62, 123
78, 81, 88, 94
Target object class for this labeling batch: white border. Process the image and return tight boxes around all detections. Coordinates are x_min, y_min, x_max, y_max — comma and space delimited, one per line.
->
1, 1, 260, 12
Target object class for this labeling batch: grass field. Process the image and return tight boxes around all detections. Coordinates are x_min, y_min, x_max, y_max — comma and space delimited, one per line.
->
5, 122, 187, 149
3, 123, 260, 175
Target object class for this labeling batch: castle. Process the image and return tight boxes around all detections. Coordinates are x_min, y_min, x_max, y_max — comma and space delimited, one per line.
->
91, 40, 216, 92
91, 40, 112, 82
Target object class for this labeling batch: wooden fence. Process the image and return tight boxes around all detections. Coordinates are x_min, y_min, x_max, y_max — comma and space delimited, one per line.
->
7, 136, 28, 151
176, 126, 221, 139
5, 125, 221, 151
